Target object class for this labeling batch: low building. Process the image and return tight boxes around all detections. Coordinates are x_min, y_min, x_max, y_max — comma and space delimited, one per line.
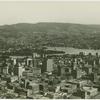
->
71, 79, 88, 87
32, 67, 41, 75
76, 68, 85, 79
10, 76, 18, 83
61, 66, 72, 79
27, 83, 39, 97
14, 86, 27, 97
2, 66, 9, 75
84, 64, 92, 74
82, 86, 98, 99
61, 82, 77, 94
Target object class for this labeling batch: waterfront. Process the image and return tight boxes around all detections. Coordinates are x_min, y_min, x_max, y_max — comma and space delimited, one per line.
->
48, 47, 100, 55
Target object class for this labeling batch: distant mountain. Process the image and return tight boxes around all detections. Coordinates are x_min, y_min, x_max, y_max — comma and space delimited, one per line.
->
0, 22, 100, 49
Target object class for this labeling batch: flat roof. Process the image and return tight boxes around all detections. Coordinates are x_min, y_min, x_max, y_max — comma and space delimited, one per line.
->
83, 86, 97, 92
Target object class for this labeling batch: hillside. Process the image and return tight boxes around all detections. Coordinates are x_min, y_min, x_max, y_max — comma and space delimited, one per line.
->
0, 22, 100, 49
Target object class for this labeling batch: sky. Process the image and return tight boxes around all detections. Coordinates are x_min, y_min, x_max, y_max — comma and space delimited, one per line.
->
0, 1, 100, 25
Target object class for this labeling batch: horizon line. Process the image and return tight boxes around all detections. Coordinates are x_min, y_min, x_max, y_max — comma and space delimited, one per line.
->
1, 21, 100, 26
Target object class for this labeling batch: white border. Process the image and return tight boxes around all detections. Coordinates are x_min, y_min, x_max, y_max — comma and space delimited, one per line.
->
0, 0, 100, 1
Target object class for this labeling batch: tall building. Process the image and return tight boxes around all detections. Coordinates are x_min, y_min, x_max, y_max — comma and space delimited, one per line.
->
47, 59, 54, 72
14, 63, 25, 77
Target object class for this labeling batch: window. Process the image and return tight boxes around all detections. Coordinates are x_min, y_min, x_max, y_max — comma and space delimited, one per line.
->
87, 92, 90, 95
65, 68, 69, 72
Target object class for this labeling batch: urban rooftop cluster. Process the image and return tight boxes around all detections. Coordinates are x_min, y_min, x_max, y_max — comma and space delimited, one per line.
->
0, 47, 100, 99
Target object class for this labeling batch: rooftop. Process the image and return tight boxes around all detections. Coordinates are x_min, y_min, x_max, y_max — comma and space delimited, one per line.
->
83, 86, 98, 93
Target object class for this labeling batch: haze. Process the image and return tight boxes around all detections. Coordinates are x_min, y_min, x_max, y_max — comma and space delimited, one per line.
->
0, 1, 100, 25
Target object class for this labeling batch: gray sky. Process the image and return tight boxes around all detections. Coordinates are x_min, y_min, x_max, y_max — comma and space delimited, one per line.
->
0, 1, 100, 25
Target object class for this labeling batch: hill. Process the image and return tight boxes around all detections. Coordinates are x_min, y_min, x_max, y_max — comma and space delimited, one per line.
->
0, 22, 100, 49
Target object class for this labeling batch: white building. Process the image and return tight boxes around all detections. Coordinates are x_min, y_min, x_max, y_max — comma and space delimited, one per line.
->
82, 86, 98, 99
47, 59, 54, 72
